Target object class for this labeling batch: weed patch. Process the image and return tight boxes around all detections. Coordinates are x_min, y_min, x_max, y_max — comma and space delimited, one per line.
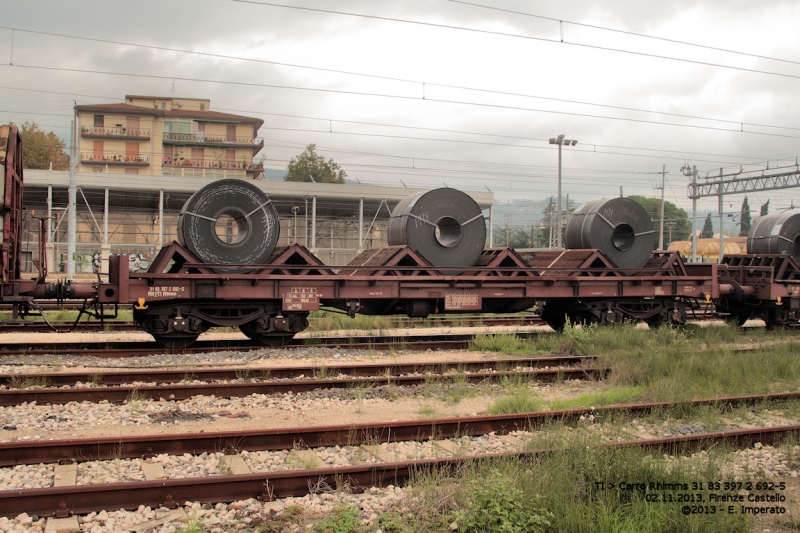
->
550, 385, 647, 410
310, 503, 360, 533
487, 388, 544, 415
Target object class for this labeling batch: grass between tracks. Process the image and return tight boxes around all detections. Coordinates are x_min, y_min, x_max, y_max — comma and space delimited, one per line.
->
472, 323, 800, 404
253, 445, 751, 533
253, 325, 800, 533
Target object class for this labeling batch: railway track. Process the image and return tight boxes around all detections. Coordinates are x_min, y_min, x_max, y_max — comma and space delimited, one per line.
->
0, 314, 545, 334
0, 355, 592, 385
2, 391, 798, 518
0, 356, 603, 406
0, 306, 723, 335
0, 331, 545, 358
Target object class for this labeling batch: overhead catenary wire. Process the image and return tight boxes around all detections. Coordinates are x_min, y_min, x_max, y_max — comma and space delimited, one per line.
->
218, 107, 770, 162
3, 26, 799, 133
230, 0, 800, 81
5, 63, 800, 141
449, 0, 800, 68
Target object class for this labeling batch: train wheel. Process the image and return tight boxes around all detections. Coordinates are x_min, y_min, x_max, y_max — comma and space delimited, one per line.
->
541, 309, 568, 332
240, 321, 296, 346
243, 331, 295, 346
724, 313, 750, 327
151, 332, 200, 349
763, 309, 791, 330
645, 312, 669, 328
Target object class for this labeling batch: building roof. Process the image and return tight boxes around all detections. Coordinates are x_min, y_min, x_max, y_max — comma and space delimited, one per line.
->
23, 170, 494, 210
75, 103, 162, 116
75, 103, 264, 128
164, 109, 264, 127
125, 95, 207, 102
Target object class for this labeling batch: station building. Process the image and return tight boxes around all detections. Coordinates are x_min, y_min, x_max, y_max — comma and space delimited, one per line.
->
20, 96, 494, 275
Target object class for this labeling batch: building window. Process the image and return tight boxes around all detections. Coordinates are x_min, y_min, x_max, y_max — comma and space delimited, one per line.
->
161, 102, 166, 109
164, 119, 192, 134
200, 103, 205, 111
126, 142, 139, 160
125, 168, 139, 175
93, 115, 104, 128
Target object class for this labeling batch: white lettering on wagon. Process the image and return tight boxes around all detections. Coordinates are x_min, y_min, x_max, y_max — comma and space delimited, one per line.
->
282, 287, 319, 311
146, 286, 186, 298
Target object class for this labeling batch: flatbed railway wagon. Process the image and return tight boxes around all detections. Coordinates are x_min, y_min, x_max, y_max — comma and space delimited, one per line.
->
2, 125, 799, 347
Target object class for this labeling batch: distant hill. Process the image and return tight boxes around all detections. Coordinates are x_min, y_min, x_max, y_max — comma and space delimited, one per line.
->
263, 168, 287, 181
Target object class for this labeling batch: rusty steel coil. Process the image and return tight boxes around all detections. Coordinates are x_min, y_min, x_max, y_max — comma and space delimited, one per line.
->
565, 197, 656, 270
388, 188, 485, 271
177, 180, 279, 267
747, 213, 800, 261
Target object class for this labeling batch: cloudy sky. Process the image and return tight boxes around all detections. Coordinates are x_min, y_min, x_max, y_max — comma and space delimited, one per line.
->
2, 0, 800, 220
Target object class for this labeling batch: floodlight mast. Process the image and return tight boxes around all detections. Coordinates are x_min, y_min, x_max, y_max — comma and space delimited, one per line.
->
549, 135, 578, 249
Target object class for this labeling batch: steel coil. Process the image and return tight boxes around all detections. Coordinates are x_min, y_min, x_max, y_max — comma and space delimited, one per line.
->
747, 213, 800, 260
388, 188, 485, 270
177, 180, 280, 267
565, 197, 655, 270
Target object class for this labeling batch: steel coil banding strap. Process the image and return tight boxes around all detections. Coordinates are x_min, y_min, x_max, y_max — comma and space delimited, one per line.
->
177, 179, 279, 266
565, 197, 656, 271
388, 188, 486, 270
747, 213, 800, 260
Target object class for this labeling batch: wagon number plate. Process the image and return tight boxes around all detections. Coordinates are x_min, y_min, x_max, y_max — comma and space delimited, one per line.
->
282, 287, 319, 311
444, 293, 482, 311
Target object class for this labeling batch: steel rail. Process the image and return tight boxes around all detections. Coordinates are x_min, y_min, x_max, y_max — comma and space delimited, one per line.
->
0, 333, 542, 358
2, 424, 797, 518
0, 355, 594, 386
2, 391, 799, 468
0, 314, 545, 334
0, 320, 138, 334
0, 367, 607, 406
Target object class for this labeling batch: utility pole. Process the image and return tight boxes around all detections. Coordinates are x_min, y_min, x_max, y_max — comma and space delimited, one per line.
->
67, 103, 77, 279
683, 164, 698, 263
659, 164, 666, 250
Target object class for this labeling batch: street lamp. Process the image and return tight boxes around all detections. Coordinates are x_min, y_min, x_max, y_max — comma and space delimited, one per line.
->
549, 134, 578, 249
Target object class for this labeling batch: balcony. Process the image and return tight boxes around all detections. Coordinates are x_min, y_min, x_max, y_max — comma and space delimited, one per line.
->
80, 126, 151, 140
80, 153, 150, 166
162, 132, 264, 149
162, 157, 263, 173
161, 167, 246, 179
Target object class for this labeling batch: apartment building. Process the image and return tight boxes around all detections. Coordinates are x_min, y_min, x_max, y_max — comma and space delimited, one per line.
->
76, 96, 265, 179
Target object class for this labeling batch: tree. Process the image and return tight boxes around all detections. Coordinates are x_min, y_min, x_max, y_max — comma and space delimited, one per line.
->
284, 144, 346, 183
739, 197, 752, 236
16, 121, 69, 170
628, 196, 691, 243
701, 213, 714, 238
493, 225, 525, 248
760, 200, 770, 217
